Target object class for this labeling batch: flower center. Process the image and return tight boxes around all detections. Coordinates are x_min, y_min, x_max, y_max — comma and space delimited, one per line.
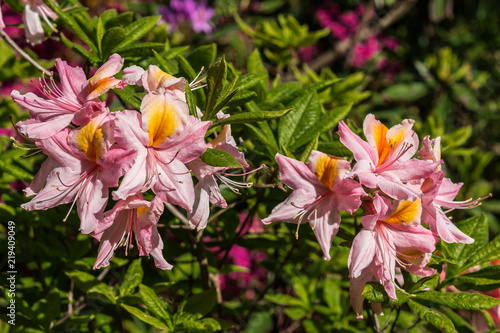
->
76, 119, 104, 162
381, 199, 421, 225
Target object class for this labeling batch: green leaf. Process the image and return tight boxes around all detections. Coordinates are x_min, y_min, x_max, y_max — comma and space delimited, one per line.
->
60, 33, 100, 63
186, 43, 217, 72
451, 83, 480, 111
210, 108, 291, 129
181, 318, 221, 333
138, 284, 172, 328
185, 82, 198, 118
113, 16, 160, 51
45, 1, 98, 54
204, 56, 227, 120
115, 42, 165, 57
442, 308, 475, 333
407, 274, 440, 293
4, 0, 24, 13
244, 124, 279, 157
245, 101, 278, 152
184, 289, 217, 316
96, 17, 105, 56
199, 148, 243, 169
323, 279, 342, 315
65, 270, 116, 304
0, 160, 32, 181
265, 294, 303, 307
101, 27, 126, 58
464, 233, 500, 270
278, 92, 320, 149
114, 86, 142, 110
176, 54, 197, 81
299, 133, 319, 162
247, 49, 269, 91
290, 103, 352, 150
362, 282, 408, 306
414, 291, 500, 310
105, 11, 134, 29
450, 265, 500, 292
407, 299, 456, 333
439, 214, 488, 267
153, 50, 177, 74
382, 82, 429, 102
284, 307, 307, 320
119, 258, 143, 297
121, 304, 170, 330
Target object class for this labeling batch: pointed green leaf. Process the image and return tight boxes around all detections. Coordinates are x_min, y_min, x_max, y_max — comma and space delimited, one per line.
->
186, 43, 217, 72
119, 258, 143, 297
244, 124, 279, 157
45, 0, 98, 54
290, 103, 352, 150
362, 282, 408, 306
114, 86, 143, 110
115, 42, 165, 57
210, 108, 291, 129
96, 17, 105, 56
464, 233, 500, 270
184, 289, 217, 316
415, 291, 500, 310
60, 33, 100, 63
153, 50, 177, 74
407, 299, 456, 333
450, 265, 500, 292
101, 27, 126, 58
284, 307, 307, 320
185, 82, 199, 118
278, 91, 320, 149
299, 133, 319, 162
265, 294, 303, 307
113, 16, 160, 50
247, 49, 268, 91
200, 148, 243, 168
176, 54, 197, 81
204, 56, 227, 120
105, 12, 134, 29
121, 304, 170, 330
138, 284, 172, 328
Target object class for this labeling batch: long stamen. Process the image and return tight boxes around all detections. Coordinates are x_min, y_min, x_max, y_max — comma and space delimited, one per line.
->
220, 164, 267, 177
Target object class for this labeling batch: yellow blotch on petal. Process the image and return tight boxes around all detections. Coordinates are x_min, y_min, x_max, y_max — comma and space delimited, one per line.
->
397, 249, 424, 263
370, 120, 411, 166
314, 154, 339, 189
383, 198, 421, 225
88, 77, 116, 99
137, 206, 148, 216
76, 120, 104, 162
148, 100, 178, 147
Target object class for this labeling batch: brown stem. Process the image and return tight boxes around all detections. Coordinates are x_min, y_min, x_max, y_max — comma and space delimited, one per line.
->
0, 29, 52, 76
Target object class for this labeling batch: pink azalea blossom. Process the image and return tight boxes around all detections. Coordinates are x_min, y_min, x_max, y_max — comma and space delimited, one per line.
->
262, 151, 365, 260
187, 117, 251, 230
420, 171, 488, 244
22, 111, 135, 234
349, 194, 437, 318
112, 92, 210, 212
21, 0, 57, 45
121, 65, 186, 92
12, 54, 124, 139
93, 194, 172, 270
339, 114, 440, 201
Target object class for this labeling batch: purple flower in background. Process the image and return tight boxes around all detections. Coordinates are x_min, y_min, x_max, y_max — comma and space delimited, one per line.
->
159, 0, 214, 34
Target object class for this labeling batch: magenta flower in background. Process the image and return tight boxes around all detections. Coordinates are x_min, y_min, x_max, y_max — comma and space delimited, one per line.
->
158, 0, 214, 34
316, 3, 400, 68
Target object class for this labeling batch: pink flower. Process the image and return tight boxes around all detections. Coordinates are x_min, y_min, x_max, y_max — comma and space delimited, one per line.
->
0, 1, 5, 29
21, 111, 135, 234
351, 36, 381, 67
21, 0, 57, 45
93, 195, 172, 270
420, 171, 488, 244
339, 114, 440, 201
187, 117, 251, 230
262, 151, 365, 260
112, 92, 210, 212
12, 54, 124, 139
121, 65, 186, 92
348, 194, 437, 318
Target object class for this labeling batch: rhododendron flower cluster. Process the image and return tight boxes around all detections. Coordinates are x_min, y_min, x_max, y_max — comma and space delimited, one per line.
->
11, 54, 490, 320
264, 114, 489, 317
12, 54, 253, 271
